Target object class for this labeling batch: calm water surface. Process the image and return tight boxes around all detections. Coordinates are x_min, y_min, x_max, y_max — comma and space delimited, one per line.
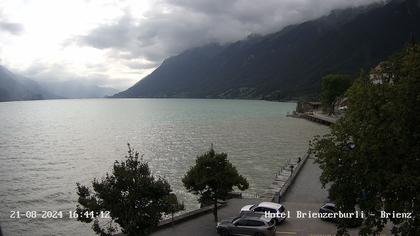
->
0, 99, 327, 235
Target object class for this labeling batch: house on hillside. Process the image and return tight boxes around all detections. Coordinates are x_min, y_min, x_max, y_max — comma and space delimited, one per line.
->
370, 62, 394, 85
334, 97, 348, 114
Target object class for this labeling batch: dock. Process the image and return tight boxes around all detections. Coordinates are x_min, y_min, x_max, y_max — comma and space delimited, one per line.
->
288, 112, 338, 126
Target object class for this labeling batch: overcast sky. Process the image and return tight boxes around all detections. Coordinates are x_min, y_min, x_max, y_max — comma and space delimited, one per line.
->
0, 0, 383, 90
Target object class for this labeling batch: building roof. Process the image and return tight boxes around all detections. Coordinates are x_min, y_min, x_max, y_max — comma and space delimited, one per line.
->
305, 102, 321, 106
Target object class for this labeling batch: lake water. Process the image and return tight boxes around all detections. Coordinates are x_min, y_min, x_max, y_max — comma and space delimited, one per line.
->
0, 99, 327, 235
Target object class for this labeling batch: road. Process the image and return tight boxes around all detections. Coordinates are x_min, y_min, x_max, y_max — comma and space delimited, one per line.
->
276, 157, 392, 236
151, 198, 260, 236
152, 158, 390, 236
276, 157, 344, 236
311, 112, 339, 124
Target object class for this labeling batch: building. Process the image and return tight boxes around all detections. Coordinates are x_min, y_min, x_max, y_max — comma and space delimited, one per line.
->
369, 62, 394, 85
334, 96, 348, 114
296, 101, 321, 113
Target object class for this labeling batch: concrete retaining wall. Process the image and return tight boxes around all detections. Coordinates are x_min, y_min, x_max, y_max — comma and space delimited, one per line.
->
261, 152, 310, 203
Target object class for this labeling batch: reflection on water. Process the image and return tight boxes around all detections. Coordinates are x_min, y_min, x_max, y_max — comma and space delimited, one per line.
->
0, 99, 327, 235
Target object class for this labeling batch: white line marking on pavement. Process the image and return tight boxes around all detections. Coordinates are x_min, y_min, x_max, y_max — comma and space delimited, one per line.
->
276, 232, 297, 235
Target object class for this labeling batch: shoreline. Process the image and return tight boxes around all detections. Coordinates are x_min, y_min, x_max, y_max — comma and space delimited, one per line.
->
288, 111, 338, 126
147, 153, 310, 235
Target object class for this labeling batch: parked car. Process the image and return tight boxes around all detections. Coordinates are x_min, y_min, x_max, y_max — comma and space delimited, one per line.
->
319, 203, 362, 227
240, 202, 286, 224
338, 106, 348, 112
319, 203, 338, 222
216, 214, 276, 236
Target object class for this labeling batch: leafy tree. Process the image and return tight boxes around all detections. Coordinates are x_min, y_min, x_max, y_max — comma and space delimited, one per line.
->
182, 146, 249, 222
311, 45, 420, 235
76, 144, 184, 236
320, 74, 353, 114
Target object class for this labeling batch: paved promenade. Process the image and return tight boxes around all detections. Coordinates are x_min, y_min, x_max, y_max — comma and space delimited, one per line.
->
276, 157, 340, 235
151, 198, 260, 236
152, 157, 390, 236
311, 112, 339, 124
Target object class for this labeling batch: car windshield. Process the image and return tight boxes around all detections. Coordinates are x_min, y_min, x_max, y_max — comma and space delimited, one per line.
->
329, 206, 337, 211
324, 204, 336, 210
279, 206, 285, 212
232, 216, 241, 223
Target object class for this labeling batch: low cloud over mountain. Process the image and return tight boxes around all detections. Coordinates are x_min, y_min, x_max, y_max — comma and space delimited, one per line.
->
78, 0, 385, 71
113, 0, 419, 100
0, 65, 119, 102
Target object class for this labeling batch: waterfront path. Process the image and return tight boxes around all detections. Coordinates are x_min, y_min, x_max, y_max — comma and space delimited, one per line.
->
282, 156, 329, 203
151, 198, 260, 236
301, 112, 338, 126
151, 158, 355, 236
152, 157, 391, 236
311, 112, 339, 124
276, 157, 391, 236
275, 157, 339, 235
150, 158, 342, 236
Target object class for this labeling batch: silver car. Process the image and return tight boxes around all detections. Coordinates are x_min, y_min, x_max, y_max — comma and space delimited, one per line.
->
240, 202, 286, 224
216, 214, 276, 236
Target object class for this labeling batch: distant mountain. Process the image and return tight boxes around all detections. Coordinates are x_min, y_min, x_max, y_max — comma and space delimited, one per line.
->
113, 0, 420, 100
40, 80, 118, 99
0, 65, 119, 102
0, 65, 59, 102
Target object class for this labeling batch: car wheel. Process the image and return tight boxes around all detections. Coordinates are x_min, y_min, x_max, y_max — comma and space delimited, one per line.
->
219, 229, 230, 236
254, 232, 264, 236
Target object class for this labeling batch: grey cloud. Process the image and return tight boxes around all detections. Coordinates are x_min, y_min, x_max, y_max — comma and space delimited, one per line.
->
125, 60, 158, 70
0, 8, 25, 35
25, 63, 99, 83
78, 14, 135, 49
77, 0, 385, 66
0, 21, 24, 35
21, 62, 129, 90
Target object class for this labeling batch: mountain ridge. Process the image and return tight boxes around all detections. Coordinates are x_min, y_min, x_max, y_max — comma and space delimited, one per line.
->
0, 65, 119, 102
0, 65, 60, 102
113, 0, 420, 100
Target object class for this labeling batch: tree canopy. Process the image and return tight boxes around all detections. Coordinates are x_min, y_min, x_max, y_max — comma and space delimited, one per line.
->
182, 146, 249, 222
320, 74, 353, 114
311, 45, 420, 235
76, 144, 183, 236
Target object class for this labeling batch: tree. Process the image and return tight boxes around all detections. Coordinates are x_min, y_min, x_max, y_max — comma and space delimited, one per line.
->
76, 144, 184, 236
320, 74, 353, 114
182, 146, 249, 222
311, 45, 420, 235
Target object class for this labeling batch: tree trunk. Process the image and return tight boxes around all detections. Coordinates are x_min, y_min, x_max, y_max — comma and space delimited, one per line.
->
171, 212, 174, 225
213, 198, 218, 222
330, 103, 335, 116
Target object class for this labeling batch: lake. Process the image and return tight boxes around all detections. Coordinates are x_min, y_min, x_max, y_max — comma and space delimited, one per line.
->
0, 99, 327, 235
